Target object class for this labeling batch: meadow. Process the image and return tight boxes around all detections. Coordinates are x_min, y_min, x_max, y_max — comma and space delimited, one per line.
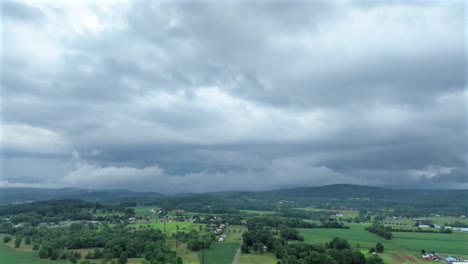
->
237, 252, 277, 264
0, 235, 67, 264
298, 223, 468, 263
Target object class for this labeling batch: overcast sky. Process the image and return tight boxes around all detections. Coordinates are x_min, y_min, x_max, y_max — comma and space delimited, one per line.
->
1, 0, 467, 193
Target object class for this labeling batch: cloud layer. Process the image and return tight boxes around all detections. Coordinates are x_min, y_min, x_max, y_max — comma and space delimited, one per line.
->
1, 0, 466, 193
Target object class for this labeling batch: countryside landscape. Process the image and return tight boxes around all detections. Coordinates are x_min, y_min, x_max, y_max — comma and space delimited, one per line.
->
1, 0, 467, 264
0, 184, 467, 264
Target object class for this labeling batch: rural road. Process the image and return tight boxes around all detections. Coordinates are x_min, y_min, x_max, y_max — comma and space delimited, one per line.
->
232, 239, 242, 264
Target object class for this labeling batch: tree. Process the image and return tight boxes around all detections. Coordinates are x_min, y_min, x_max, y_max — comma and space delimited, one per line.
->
421, 249, 426, 254
25, 237, 32, 245
366, 255, 384, 264
241, 244, 250, 254
118, 252, 128, 264
369, 247, 376, 253
375, 243, 384, 253
3, 236, 12, 243
14, 237, 22, 248
39, 247, 49, 259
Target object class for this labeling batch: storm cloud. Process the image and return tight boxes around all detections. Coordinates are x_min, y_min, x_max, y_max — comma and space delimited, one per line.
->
1, 0, 466, 193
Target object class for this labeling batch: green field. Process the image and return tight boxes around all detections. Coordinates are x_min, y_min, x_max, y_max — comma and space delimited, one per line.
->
171, 242, 200, 264
299, 224, 395, 250
393, 231, 468, 255
199, 242, 239, 264
298, 223, 468, 263
131, 206, 160, 216
237, 252, 277, 264
0, 235, 67, 264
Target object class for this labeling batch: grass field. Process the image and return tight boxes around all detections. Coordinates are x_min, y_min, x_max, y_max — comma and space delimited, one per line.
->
171, 242, 199, 264
0, 234, 67, 264
393, 231, 468, 255
196, 225, 246, 264
199, 242, 239, 264
237, 252, 277, 264
131, 206, 160, 216
298, 223, 468, 263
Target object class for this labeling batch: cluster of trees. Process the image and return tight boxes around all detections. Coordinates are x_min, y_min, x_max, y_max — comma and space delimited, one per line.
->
368, 243, 384, 253
2, 222, 180, 264
0, 199, 133, 225
385, 226, 452, 233
245, 216, 347, 230
275, 238, 384, 264
445, 221, 468, 228
173, 229, 215, 251
241, 228, 284, 254
365, 223, 392, 240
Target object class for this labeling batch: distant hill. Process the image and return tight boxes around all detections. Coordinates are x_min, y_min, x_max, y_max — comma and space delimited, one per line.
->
0, 187, 163, 204
1, 184, 466, 204
259, 184, 399, 199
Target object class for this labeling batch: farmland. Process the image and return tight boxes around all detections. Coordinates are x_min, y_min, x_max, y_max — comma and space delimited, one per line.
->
237, 252, 277, 264
299, 223, 468, 263
0, 235, 67, 264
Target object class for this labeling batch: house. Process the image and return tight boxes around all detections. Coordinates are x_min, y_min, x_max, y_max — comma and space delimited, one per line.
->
263, 245, 268, 252
218, 237, 224, 242
336, 213, 343, 217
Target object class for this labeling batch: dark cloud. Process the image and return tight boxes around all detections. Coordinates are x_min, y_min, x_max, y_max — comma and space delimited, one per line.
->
1, 1, 44, 22
1, 0, 466, 192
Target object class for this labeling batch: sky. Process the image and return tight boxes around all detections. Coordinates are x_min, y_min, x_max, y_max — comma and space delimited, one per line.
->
0, 0, 467, 193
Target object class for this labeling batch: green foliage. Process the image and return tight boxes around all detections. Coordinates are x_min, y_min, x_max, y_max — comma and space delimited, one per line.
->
375, 242, 384, 253
366, 255, 384, 264
3, 236, 12, 243
14, 237, 22, 248
365, 223, 392, 240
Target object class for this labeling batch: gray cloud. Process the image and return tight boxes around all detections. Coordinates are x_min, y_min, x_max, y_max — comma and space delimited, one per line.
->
1, 1, 45, 22
0, 0, 466, 192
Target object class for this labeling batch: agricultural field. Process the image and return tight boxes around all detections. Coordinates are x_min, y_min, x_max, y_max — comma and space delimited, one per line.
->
198, 242, 239, 264
171, 242, 199, 264
0, 234, 146, 264
298, 223, 468, 263
393, 231, 468, 256
197, 225, 246, 264
0, 235, 66, 264
130, 206, 160, 216
299, 223, 395, 250
237, 252, 277, 264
